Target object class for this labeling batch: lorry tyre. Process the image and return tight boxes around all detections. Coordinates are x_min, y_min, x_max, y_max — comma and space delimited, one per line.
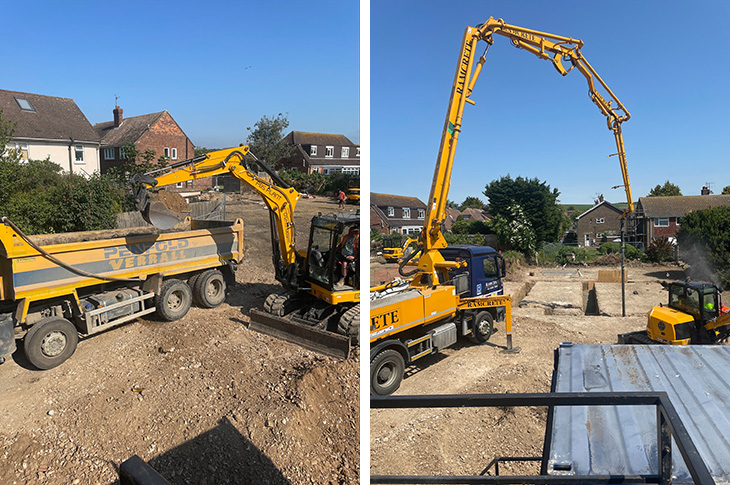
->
337, 304, 360, 346
193, 270, 227, 308
468, 311, 494, 344
371, 349, 404, 395
156, 279, 192, 321
24, 317, 79, 370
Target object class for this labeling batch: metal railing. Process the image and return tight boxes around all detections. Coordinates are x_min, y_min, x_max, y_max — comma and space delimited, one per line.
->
371, 392, 714, 485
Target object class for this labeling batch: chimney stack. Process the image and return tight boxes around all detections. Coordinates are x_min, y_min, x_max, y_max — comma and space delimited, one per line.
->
113, 105, 123, 127
701, 186, 710, 195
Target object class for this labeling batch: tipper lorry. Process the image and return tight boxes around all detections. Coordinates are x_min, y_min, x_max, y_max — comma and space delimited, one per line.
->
0, 216, 243, 369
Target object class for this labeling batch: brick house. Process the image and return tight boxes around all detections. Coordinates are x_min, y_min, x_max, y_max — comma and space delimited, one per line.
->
575, 200, 624, 247
444, 207, 490, 231
280, 131, 359, 176
0, 89, 100, 174
633, 194, 730, 249
371, 193, 427, 235
93, 107, 199, 188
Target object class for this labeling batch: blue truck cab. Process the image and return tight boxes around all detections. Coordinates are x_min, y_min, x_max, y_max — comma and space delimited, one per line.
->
439, 245, 505, 298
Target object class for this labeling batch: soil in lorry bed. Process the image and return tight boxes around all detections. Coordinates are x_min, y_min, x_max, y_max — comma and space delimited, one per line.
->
0, 194, 360, 485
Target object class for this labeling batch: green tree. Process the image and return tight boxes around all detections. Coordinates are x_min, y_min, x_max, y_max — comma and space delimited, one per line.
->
459, 196, 487, 211
722, 185, 730, 195
490, 203, 537, 255
483, 175, 566, 246
194, 146, 219, 157
647, 180, 682, 197
0, 108, 22, 163
677, 206, 730, 288
445, 199, 459, 209
245, 113, 294, 169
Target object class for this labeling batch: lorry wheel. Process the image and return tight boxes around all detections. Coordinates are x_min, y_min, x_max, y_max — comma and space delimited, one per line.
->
24, 317, 79, 370
468, 311, 494, 344
371, 349, 404, 395
193, 270, 227, 308
156, 279, 192, 321
337, 304, 360, 346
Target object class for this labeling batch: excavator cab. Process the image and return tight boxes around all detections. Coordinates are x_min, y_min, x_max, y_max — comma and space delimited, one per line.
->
306, 214, 360, 292
622, 280, 730, 345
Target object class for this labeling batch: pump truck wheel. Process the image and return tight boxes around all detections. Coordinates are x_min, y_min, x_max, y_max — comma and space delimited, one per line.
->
371, 348, 405, 395
193, 270, 227, 308
468, 310, 494, 344
156, 279, 192, 321
24, 317, 79, 370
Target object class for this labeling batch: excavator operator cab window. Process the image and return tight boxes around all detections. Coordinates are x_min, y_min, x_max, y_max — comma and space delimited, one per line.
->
701, 289, 719, 322
308, 225, 336, 287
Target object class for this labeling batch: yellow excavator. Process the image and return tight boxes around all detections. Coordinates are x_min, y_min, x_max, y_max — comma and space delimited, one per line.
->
382, 236, 417, 263
132, 146, 359, 358
619, 280, 730, 344
370, 17, 634, 395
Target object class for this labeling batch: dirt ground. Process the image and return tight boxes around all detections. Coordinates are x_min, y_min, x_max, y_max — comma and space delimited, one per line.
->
370, 259, 685, 478
0, 193, 360, 485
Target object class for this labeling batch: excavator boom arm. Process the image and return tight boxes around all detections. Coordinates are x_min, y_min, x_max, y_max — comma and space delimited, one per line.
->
133, 146, 301, 283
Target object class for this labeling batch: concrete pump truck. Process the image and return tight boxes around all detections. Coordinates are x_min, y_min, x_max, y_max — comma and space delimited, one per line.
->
370, 17, 634, 395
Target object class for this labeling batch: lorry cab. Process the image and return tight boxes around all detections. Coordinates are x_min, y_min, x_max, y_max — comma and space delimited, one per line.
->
440, 245, 505, 298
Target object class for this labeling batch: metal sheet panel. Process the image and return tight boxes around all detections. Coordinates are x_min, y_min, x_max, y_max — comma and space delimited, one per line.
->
550, 343, 730, 483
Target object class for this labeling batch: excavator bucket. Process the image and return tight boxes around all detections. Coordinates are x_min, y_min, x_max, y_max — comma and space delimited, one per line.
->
143, 191, 190, 230
248, 308, 351, 359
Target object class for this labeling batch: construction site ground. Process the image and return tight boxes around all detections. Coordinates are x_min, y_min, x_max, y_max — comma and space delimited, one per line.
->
370, 257, 686, 478
0, 193, 360, 485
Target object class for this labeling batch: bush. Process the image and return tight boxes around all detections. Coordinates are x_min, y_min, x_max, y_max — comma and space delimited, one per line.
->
538, 243, 598, 265
0, 158, 125, 234
598, 242, 644, 260
645, 237, 675, 263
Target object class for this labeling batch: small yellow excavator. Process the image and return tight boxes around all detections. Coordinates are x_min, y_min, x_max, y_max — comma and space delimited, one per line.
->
370, 17, 634, 395
618, 280, 730, 345
382, 236, 417, 263
132, 146, 359, 358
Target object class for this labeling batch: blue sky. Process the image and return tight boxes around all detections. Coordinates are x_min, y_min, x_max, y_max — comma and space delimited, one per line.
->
3, 1, 359, 148
371, 0, 730, 205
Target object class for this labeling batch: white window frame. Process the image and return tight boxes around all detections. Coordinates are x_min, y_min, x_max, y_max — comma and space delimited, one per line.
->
654, 217, 670, 227
342, 147, 350, 158
596, 217, 605, 224
387, 206, 395, 217
310, 145, 317, 156
171, 147, 178, 160
74, 145, 85, 164
119, 147, 127, 160
356, 147, 360, 157
325, 146, 334, 158
104, 148, 115, 160
323, 168, 330, 175
418, 209, 425, 219
163, 147, 170, 159
403, 207, 411, 219
176, 182, 184, 188
7, 142, 29, 161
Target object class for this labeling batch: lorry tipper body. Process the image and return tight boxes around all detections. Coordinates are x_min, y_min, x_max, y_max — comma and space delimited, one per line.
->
0, 217, 243, 369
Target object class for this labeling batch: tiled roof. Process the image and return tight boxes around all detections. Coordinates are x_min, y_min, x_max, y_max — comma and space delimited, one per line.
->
94, 111, 165, 146
371, 192, 426, 209
283, 131, 354, 146
575, 200, 622, 220
0, 89, 99, 142
637, 195, 730, 218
